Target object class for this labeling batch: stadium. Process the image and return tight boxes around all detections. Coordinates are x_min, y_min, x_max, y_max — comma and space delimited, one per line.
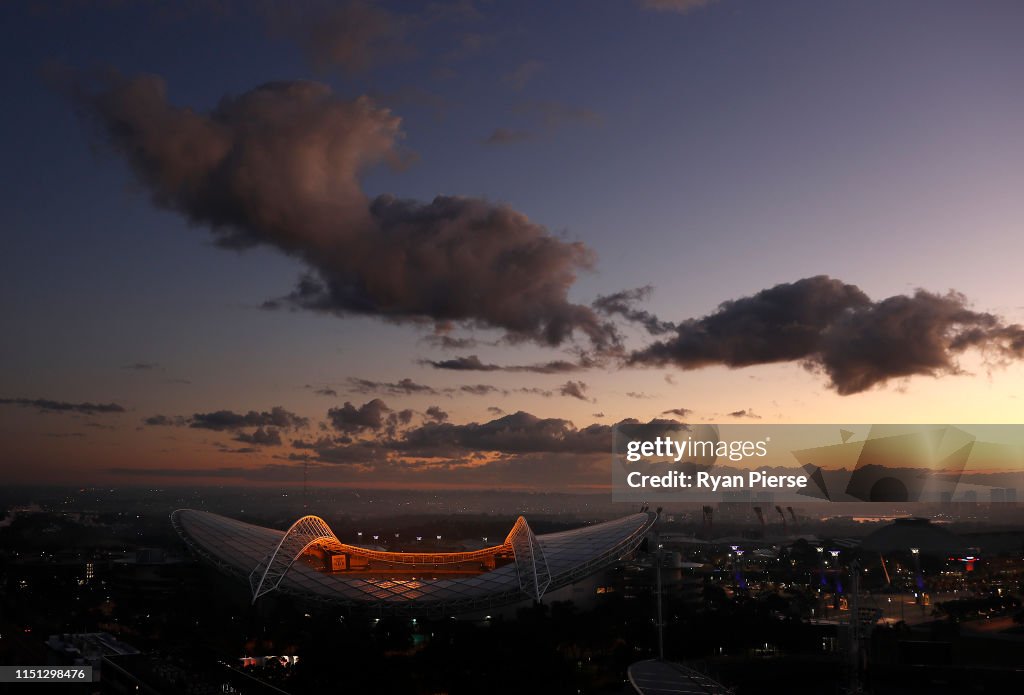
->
171, 509, 657, 616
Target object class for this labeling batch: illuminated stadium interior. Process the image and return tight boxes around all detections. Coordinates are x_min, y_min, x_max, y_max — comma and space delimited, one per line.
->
171, 509, 657, 616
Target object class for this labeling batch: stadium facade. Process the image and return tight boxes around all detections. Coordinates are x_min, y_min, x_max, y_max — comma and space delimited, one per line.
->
171, 509, 657, 616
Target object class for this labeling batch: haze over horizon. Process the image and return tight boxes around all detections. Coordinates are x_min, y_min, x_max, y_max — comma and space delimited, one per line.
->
3, 0, 1024, 489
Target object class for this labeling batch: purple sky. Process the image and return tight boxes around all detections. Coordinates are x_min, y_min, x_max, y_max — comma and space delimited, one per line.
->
2, 0, 1024, 487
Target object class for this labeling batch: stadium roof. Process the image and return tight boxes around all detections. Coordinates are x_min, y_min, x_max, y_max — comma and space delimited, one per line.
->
171, 509, 656, 615
861, 517, 966, 556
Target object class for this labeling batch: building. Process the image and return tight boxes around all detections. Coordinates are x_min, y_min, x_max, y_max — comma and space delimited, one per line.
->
171, 509, 656, 616
860, 517, 965, 557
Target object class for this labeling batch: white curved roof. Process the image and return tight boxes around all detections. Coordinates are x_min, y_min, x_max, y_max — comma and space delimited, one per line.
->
172, 509, 655, 615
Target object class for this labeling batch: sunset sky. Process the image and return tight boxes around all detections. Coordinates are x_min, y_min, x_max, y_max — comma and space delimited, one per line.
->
3, 0, 1024, 488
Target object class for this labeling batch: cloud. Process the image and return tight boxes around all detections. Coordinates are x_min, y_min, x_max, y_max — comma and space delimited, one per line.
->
459, 384, 502, 396
122, 362, 159, 370
234, 426, 284, 446
420, 334, 480, 350
420, 354, 593, 374
189, 406, 309, 431
486, 406, 504, 416
144, 414, 188, 427
393, 411, 614, 458
313, 387, 338, 397
482, 127, 534, 145
268, 0, 413, 75
425, 405, 449, 422
327, 399, 391, 432
291, 409, 676, 480
347, 377, 439, 395
727, 409, 761, 419
420, 355, 500, 372
558, 380, 590, 401
594, 286, 675, 335
661, 407, 692, 417
504, 59, 544, 91
638, 0, 718, 14
486, 100, 603, 147
818, 291, 1024, 395
629, 276, 1024, 394
70, 73, 615, 348
516, 100, 603, 130
0, 397, 125, 415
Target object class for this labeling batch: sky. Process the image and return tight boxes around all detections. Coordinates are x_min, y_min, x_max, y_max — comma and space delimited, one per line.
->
2, 0, 1024, 489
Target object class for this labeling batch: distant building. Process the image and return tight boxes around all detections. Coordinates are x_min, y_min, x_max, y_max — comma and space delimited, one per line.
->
861, 517, 965, 557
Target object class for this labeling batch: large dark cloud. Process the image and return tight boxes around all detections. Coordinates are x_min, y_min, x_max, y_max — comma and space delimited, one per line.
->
629, 276, 1024, 394
71, 73, 615, 348
0, 397, 125, 415
630, 276, 870, 368
817, 290, 1024, 395
188, 406, 309, 431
